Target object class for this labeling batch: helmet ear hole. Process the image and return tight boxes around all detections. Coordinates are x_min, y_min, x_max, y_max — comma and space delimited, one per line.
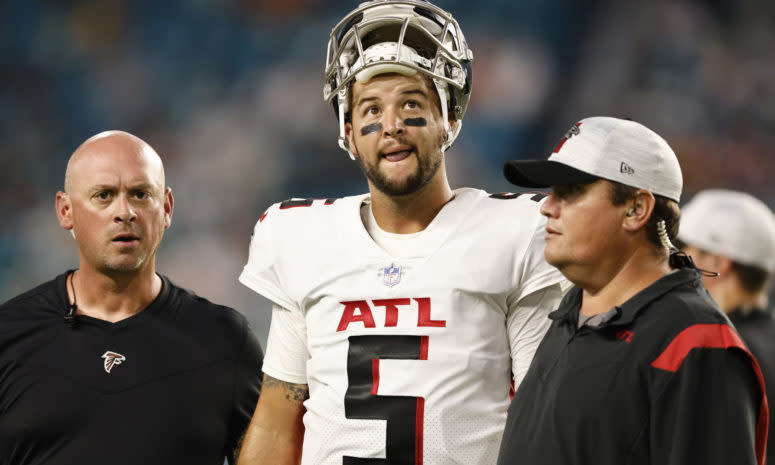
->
462, 59, 473, 95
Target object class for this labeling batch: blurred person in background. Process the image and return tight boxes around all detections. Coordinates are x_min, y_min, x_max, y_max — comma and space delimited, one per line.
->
678, 188, 775, 463
0, 131, 262, 465
498, 117, 767, 465
237, 1, 568, 464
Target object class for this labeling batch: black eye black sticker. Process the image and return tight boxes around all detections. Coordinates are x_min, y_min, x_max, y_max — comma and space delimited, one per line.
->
404, 118, 427, 127
361, 123, 383, 136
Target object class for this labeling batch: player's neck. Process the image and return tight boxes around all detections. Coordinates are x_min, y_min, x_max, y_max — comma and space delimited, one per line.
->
369, 174, 454, 234
68, 264, 162, 323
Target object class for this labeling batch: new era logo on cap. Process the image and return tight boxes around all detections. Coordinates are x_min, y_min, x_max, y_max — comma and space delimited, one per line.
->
503, 116, 683, 202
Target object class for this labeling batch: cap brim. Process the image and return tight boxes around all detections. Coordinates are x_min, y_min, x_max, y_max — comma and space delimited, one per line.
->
503, 160, 599, 188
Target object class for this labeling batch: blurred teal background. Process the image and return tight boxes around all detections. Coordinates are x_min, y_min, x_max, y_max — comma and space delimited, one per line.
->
2, 0, 774, 346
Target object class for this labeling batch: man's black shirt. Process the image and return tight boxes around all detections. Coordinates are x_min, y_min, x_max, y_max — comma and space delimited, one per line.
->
0, 271, 263, 465
730, 308, 775, 463
497, 268, 768, 465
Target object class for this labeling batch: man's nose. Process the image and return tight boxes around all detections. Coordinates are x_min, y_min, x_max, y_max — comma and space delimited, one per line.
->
114, 195, 137, 223
540, 192, 559, 218
382, 107, 405, 137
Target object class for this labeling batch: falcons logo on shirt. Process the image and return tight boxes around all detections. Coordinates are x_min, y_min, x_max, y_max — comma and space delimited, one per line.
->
101, 351, 126, 374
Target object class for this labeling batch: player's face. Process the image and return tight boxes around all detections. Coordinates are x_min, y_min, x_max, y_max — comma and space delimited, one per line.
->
345, 72, 447, 197
540, 180, 629, 284
63, 146, 172, 275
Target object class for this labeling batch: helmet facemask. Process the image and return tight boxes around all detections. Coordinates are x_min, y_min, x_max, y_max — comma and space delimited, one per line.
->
323, 0, 473, 159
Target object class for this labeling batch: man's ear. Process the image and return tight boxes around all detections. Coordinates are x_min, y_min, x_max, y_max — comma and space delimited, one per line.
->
164, 187, 174, 229
714, 254, 733, 277
622, 189, 655, 232
344, 121, 359, 158
56, 191, 74, 231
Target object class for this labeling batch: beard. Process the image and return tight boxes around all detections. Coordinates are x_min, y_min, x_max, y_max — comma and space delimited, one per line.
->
355, 140, 444, 197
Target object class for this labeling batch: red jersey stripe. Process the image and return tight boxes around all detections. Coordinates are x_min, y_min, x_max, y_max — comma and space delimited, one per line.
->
370, 358, 379, 396
416, 397, 425, 465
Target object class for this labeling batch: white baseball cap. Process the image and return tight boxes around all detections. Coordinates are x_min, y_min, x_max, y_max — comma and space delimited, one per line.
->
678, 189, 775, 272
504, 116, 683, 202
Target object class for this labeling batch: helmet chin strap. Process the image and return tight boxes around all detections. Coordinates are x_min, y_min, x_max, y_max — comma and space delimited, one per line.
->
434, 79, 456, 152
337, 90, 357, 160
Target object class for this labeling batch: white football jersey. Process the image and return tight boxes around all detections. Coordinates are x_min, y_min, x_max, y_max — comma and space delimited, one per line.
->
240, 187, 566, 465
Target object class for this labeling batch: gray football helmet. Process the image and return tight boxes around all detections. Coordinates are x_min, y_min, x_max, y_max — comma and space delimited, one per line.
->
323, 0, 473, 159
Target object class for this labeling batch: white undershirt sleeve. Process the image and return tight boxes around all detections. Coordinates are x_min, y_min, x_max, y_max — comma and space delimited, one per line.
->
506, 282, 565, 390
262, 303, 310, 385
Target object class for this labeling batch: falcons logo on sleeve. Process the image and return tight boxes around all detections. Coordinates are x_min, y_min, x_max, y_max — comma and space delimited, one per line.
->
101, 351, 126, 374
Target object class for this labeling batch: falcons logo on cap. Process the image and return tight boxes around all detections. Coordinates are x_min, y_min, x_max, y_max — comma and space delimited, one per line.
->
101, 351, 126, 374
553, 122, 582, 153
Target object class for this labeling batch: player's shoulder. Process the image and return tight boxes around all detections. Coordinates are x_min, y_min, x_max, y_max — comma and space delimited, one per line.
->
455, 187, 548, 234
461, 187, 548, 214
0, 272, 65, 321
252, 194, 366, 234
264, 194, 364, 221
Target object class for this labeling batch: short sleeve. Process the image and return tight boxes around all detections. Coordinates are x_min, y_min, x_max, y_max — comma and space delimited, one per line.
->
506, 282, 564, 389
262, 303, 310, 385
239, 206, 297, 311
225, 319, 263, 464
513, 208, 567, 301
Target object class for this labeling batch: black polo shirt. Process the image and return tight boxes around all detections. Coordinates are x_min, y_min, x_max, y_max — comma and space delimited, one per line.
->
0, 271, 263, 465
497, 268, 768, 465
730, 308, 775, 464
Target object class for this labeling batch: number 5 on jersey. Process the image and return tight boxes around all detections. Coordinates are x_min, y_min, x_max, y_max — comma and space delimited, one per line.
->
344, 335, 428, 464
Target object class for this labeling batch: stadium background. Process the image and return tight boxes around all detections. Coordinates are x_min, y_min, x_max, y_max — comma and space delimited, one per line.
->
1, 0, 773, 347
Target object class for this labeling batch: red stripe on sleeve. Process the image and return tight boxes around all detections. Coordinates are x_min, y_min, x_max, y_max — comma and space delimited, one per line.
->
370, 359, 379, 396
650, 324, 745, 372
651, 323, 769, 465
420, 336, 429, 360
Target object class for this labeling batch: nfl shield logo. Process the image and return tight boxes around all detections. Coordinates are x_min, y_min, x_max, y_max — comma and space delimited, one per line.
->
383, 264, 401, 287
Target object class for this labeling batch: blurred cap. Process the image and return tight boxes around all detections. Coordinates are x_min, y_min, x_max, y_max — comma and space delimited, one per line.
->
503, 116, 683, 202
678, 189, 775, 272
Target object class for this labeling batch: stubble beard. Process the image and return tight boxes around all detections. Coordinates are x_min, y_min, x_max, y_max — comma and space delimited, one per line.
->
357, 143, 444, 197
97, 250, 147, 275
95, 236, 161, 276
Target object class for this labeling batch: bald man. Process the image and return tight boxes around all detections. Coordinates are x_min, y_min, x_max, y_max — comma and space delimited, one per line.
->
0, 131, 263, 465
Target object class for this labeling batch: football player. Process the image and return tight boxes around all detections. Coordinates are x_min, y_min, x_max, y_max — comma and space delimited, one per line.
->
237, 1, 568, 464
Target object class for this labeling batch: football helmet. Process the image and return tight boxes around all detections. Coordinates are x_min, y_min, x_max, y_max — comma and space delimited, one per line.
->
323, 0, 473, 158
